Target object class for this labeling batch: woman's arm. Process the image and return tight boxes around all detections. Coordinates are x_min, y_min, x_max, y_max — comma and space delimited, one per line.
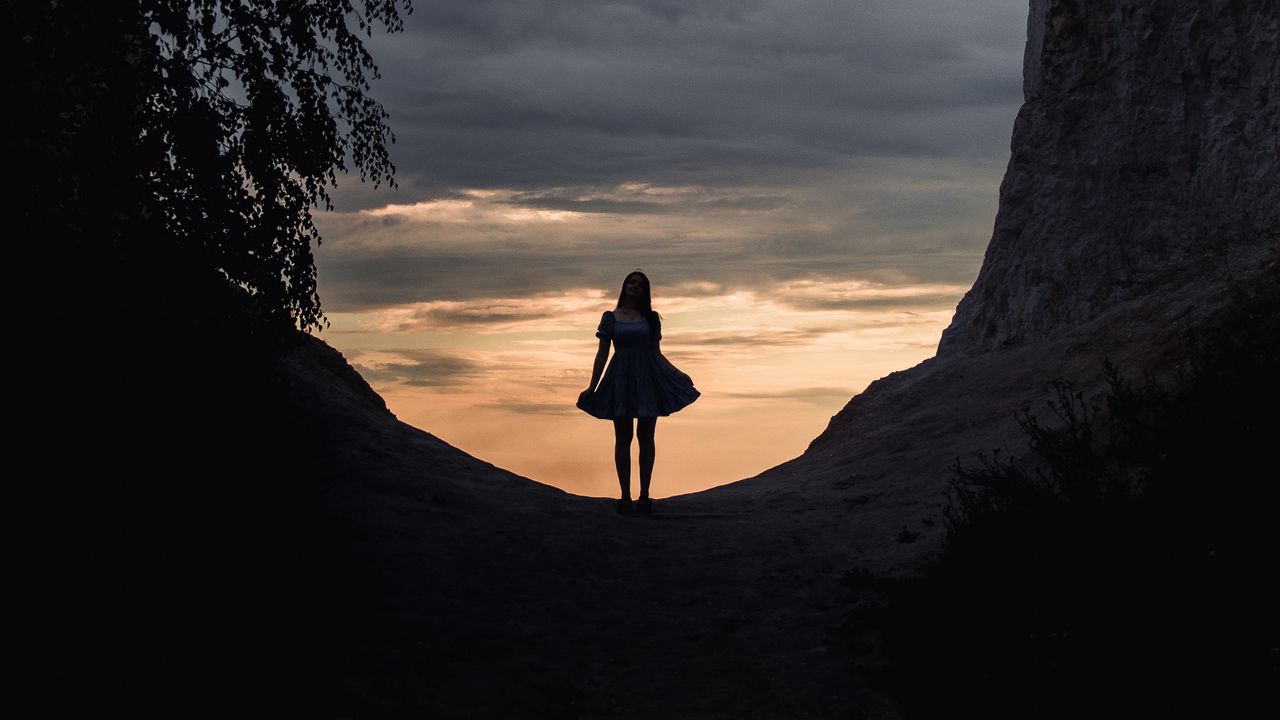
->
580, 337, 610, 398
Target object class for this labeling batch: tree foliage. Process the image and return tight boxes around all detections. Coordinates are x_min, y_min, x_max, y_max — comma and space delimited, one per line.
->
140, 0, 411, 331
14, 5, 411, 713
16, 1, 411, 333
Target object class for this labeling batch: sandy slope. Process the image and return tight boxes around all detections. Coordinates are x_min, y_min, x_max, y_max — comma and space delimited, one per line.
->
274, 253, 1272, 718
283, 335, 896, 717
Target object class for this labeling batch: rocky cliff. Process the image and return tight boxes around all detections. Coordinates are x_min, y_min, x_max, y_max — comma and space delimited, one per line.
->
938, 0, 1279, 355
802, 0, 1278, 477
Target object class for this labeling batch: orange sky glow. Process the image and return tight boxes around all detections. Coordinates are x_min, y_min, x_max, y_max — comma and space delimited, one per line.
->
301, 0, 1023, 500
315, 184, 981, 498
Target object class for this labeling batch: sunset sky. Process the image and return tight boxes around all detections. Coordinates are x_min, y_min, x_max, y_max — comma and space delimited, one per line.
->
312, 0, 1029, 498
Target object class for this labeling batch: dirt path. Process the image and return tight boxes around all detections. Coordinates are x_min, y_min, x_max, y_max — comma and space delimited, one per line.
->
320, 481, 900, 719
283, 283, 1242, 718
281, 335, 975, 717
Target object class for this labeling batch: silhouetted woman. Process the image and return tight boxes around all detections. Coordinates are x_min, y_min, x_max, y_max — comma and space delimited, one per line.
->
577, 271, 700, 514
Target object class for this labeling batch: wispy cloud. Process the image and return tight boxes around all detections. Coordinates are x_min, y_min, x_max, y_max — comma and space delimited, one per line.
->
350, 349, 483, 388
474, 398, 581, 416
352, 289, 609, 333
315, 179, 997, 318
338, 278, 964, 339
721, 386, 859, 404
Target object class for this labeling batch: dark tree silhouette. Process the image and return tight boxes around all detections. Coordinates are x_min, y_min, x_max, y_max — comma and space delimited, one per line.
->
12, 4, 412, 714
17, 0, 410, 332
142, 0, 409, 330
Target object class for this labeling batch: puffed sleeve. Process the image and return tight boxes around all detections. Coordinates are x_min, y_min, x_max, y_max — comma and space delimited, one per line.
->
651, 314, 662, 343
595, 311, 614, 339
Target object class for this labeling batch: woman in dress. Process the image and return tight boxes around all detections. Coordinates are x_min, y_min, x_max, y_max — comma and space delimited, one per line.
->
577, 271, 700, 514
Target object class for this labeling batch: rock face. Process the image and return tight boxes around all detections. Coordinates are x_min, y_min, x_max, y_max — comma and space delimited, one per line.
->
802, 0, 1279, 486
938, 0, 1280, 355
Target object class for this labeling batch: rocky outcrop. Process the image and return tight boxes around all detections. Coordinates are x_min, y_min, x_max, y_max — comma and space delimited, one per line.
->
939, 0, 1280, 355
802, 0, 1279, 485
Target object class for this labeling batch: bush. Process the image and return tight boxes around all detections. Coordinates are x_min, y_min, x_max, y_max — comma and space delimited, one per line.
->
864, 279, 1280, 719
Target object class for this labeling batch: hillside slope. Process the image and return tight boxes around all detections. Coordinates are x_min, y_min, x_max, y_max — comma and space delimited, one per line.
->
269, 1, 1278, 716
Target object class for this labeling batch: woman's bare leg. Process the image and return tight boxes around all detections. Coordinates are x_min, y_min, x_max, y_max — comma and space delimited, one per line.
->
637, 417, 657, 499
612, 418, 634, 500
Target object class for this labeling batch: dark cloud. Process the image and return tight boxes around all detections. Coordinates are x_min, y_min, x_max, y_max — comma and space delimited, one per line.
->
327, 0, 1026, 207
352, 349, 481, 387
475, 399, 580, 416
381, 304, 558, 332
500, 187, 794, 215
314, 198, 997, 313
313, 0, 1026, 315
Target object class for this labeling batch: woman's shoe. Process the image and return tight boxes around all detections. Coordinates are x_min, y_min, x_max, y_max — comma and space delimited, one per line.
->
616, 498, 634, 515
635, 497, 653, 515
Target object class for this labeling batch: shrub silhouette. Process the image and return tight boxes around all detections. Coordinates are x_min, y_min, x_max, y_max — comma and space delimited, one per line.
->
858, 273, 1280, 719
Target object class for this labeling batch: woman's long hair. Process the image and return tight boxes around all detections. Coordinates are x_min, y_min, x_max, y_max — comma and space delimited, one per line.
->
616, 270, 662, 341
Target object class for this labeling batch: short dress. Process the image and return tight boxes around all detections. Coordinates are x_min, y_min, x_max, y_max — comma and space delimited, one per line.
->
577, 310, 701, 419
